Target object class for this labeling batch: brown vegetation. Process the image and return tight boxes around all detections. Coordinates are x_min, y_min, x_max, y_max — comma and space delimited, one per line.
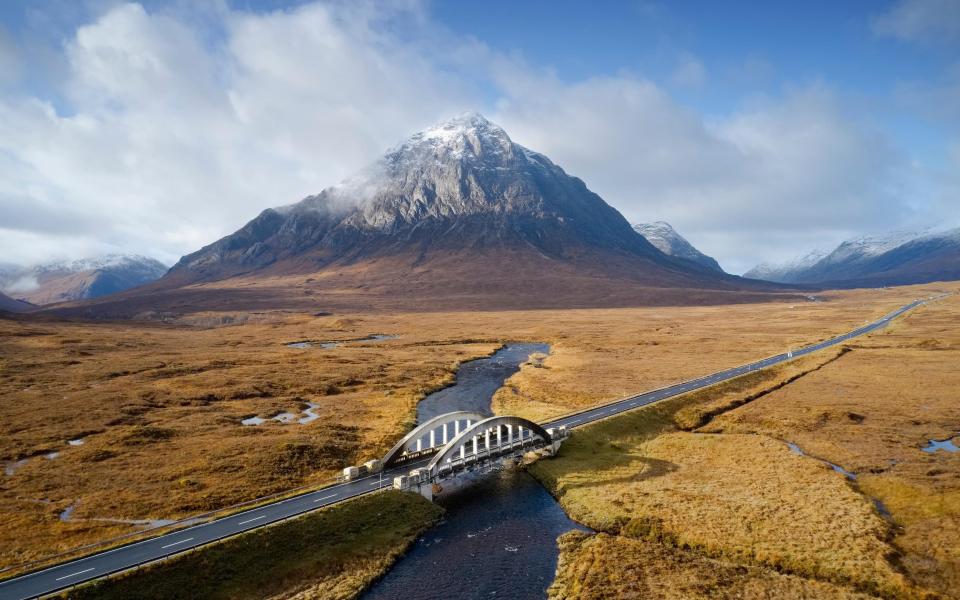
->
58, 491, 442, 600
703, 291, 960, 596
551, 531, 874, 599
0, 282, 951, 583
529, 380, 915, 598
530, 286, 959, 599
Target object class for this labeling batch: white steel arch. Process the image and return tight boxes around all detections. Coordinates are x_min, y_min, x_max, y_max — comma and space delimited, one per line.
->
382, 411, 486, 467
426, 415, 552, 477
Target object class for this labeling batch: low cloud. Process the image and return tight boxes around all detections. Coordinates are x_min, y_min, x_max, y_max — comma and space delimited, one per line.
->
3, 274, 39, 294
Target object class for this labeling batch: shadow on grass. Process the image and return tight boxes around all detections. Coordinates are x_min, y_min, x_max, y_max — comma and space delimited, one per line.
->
555, 454, 679, 494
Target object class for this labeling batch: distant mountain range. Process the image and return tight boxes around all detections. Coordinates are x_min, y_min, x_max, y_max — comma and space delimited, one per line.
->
633, 222, 724, 273
745, 228, 960, 286
0, 255, 168, 306
60, 113, 786, 317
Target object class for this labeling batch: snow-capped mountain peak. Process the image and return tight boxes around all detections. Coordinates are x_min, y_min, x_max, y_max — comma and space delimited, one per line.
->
166, 114, 744, 291
632, 221, 724, 273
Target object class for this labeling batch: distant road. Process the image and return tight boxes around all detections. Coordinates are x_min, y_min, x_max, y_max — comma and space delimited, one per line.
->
0, 296, 940, 600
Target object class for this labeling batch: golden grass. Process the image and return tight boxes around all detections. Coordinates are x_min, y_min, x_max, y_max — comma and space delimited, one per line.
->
0, 316, 492, 569
530, 390, 912, 597
703, 292, 960, 596
672, 348, 849, 430
0, 282, 951, 579
550, 531, 875, 599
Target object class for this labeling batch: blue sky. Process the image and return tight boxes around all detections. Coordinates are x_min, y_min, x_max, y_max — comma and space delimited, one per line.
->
0, 0, 957, 273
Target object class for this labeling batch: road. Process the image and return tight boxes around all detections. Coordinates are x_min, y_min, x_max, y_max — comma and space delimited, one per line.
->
0, 296, 938, 600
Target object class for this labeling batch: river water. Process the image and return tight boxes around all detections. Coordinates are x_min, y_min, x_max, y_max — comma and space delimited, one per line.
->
363, 343, 588, 600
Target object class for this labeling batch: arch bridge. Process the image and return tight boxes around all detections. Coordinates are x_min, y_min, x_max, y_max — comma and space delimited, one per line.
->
382, 411, 487, 468
386, 412, 569, 499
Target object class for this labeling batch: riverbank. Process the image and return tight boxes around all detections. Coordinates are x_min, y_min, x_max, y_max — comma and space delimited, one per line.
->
56, 491, 441, 600
528, 345, 936, 599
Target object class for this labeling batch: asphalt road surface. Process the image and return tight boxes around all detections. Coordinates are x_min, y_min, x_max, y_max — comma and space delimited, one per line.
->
0, 296, 939, 600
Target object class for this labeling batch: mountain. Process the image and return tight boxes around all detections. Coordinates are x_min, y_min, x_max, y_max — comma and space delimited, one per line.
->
633, 222, 724, 273
744, 249, 829, 283
0, 291, 32, 313
745, 228, 960, 286
0, 255, 168, 305
56, 114, 792, 317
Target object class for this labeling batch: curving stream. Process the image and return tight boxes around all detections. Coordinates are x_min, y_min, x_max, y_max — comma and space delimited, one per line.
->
363, 343, 587, 600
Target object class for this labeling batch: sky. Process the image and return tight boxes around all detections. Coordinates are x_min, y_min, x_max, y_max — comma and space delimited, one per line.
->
0, 0, 958, 274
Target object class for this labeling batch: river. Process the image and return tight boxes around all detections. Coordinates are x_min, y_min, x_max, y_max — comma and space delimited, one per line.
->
363, 343, 588, 600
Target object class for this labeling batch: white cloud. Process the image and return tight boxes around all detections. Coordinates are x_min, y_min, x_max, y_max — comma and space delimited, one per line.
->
0, 1, 936, 275
495, 81, 909, 273
872, 0, 960, 43
0, 1, 469, 266
4, 274, 39, 294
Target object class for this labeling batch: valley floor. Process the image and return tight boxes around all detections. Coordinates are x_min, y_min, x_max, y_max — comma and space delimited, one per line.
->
0, 282, 956, 597
530, 288, 960, 599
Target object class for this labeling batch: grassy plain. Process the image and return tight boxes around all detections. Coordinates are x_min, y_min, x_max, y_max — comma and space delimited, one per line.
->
703, 291, 960, 597
58, 491, 441, 600
530, 285, 959, 599
0, 282, 950, 581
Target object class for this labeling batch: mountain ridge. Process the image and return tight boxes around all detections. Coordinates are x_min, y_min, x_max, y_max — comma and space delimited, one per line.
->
0, 291, 32, 313
1, 254, 168, 305
745, 227, 960, 286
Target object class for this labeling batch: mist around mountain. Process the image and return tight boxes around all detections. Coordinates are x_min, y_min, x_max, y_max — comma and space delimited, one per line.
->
633, 222, 724, 273
0, 255, 168, 305
745, 228, 960, 286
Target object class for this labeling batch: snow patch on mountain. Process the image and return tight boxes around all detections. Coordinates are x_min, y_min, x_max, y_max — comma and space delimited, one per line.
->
744, 249, 829, 282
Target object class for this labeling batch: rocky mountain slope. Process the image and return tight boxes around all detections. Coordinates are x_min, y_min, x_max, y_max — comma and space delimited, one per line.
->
633, 222, 724, 273
56, 114, 791, 317
1, 255, 168, 305
745, 228, 960, 286
0, 291, 32, 313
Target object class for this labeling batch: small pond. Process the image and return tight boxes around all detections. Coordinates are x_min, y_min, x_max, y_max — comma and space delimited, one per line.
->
922, 437, 959, 453
286, 334, 398, 350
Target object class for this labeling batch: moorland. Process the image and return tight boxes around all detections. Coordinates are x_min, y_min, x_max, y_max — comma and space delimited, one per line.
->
2, 281, 956, 597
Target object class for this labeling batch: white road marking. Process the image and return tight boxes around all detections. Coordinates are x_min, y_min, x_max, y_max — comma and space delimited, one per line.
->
238, 515, 265, 525
369, 480, 382, 486
55, 568, 94, 581
160, 537, 193, 549
313, 494, 338, 503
